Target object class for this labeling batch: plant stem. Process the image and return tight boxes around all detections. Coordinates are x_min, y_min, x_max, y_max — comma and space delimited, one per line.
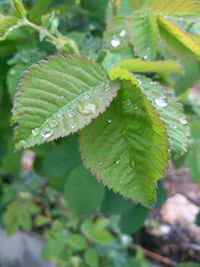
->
22, 18, 79, 54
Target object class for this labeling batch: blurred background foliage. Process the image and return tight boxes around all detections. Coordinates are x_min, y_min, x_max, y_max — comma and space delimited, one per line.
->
0, 1, 200, 267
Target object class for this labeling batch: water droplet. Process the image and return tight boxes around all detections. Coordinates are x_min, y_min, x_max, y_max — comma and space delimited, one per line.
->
78, 103, 97, 115
126, 99, 131, 106
179, 116, 188, 125
130, 160, 135, 169
71, 122, 77, 129
32, 128, 39, 136
98, 161, 103, 166
68, 108, 76, 118
133, 104, 138, 110
111, 39, 121, 48
155, 96, 168, 108
84, 94, 90, 100
107, 118, 112, 123
104, 84, 110, 92
120, 29, 126, 37
98, 92, 104, 101
41, 128, 53, 139
18, 140, 25, 148
57, 111, 63, 117
115, 157, 120, 165
50, 120, 57, 128
173, 125, 177, 129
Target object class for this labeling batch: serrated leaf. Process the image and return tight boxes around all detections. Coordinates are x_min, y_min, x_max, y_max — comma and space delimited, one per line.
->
150, 0, 200, 15
79, 70, 169, 207
64, 165, 105, 214
158, 16, 200, 60
138, 76, 190, 155
128, 10, 158, 60
117, 59, 183, 74
0, 15, 21, 41
104, 16, 128, 49
13, 55, 120, 149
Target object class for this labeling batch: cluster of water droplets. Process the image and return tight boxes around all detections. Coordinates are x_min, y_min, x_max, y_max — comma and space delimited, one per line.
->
110, 29, 126, 48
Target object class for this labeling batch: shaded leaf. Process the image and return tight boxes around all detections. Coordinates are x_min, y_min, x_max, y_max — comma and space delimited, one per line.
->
64, 165, 105, 214
79, 70, 169, 207
13, 54, 120, 149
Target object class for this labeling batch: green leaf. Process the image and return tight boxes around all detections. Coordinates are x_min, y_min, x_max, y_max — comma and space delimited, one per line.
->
128, 10, 158, 60
64, 165, 105, 214
13, 54, 120, 149
13, 0, 26, 18
0, 15, 21, 41
150, 0, 200, 15
186, 120, 200, 183
175, 61, 200, 95
101, 189, 135, 215
120, 205, 148, 234
157, 16, 200, 60
104, 16, 128, 49
79, 70, 169, 207
84, 248, 99, 267
67, 233, 87, 251
128, 0, 150, 11
41, 135, 81, 190
139, 75, 190, 155
117, 59, 183, 74
176, 263, 200, 267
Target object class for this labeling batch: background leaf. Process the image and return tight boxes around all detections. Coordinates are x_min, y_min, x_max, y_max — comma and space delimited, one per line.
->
0, 15, 21, 41
64, 165, 105, 214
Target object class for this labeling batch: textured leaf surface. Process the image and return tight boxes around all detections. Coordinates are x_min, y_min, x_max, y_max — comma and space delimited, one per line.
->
139, 76, 190, 155
0, 15, 21, 41
117, 59, 183, 74
128, 10, 158, 60
150, 0, 200, 15
79, 72, 169, 207
104, 17, 128, 49
13, 55, 120, 149
158, 16, 200, 60
65, 165, 105, 214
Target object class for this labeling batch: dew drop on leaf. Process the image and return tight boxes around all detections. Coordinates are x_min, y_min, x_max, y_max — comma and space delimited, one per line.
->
120, 29, 126, 37
130, 160, 135, 169
57, 111, 63, 117
68, 108, 76, 118
70, 122, 77, 129
41, 128, 53, 139
107, 118, 112, 124
32, 128, 39, 136
155, 96, 168, 108
115, 157, 120, 165
50, 120, 57, 128
78, 103, 97, 115
104, 84, 110, 92
126, 99, 131, 106
111, 39, 121, 48
179, 116, 188, 125
98, 161, 103, 166
84, 94, 90, 100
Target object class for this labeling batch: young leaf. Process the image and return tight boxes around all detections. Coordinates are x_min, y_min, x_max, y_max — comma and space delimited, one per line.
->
79, 72, 169, 207
128, 10, 158, 60
104, 16, 128, 49
150, 0, 200, 15
13, 0, 27, 18
0, 15, 21, 41
13, 54, 120, 149
158, 16, 200, 60
138, 76, 190, 155
117, 59, 183, 74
